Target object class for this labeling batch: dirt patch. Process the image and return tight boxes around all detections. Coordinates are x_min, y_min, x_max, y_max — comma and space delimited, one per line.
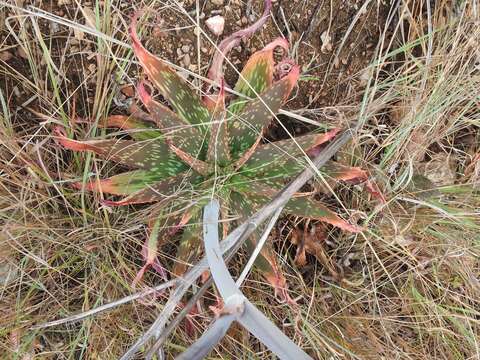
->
1, 1, 390, 129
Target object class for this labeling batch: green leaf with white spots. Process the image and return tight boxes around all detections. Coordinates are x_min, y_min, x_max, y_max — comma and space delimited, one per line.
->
229, 38, 288, 115
102, 172, 199, 206
173, 208, 203, 277
285, 197, 362, 232
207, 87, 231, 166
73, 166, 193, 196
241, 129, 339, 173
233, 177, 361, 232
228, 66, 300, 157
130, 15, 210, 130
229, 191, 290, 302
56, 132, 187, 172
138, 82, 205, 156
249, 157, 368, 188
102, 115, 162, 141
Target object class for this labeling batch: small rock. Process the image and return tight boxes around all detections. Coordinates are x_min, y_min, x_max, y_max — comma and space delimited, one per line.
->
183, 53, 191, 67
0, 261, 18, 286
359, 67, 372, 87
17, 47, 28, 59
205, 15, 225, 36
176, 48, 183, 56
50, 21, 60, 33
320, 31, 332, 53
417, 153, 457, 186
74, 28, 84, 41
201, 47, 208, 54
178, 70, 189, 81
211, 0, 223, 5
0, 51, 13, 62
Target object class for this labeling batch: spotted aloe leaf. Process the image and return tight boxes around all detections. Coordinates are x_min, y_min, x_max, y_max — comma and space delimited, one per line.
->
101, 173, 197, 207
207, 84, 230, 166
284, 197, 362, 232
229, 191, 293, 303
166, 139, 212, 176
229, 38, 289, 115
242, 128, 340, 173
54, 127, 186, 172
101, 115, 162, 141
256, 157, 369, 185
137, 82, 204, 155
228, 65, 300, 156
233, 176, 361, 232
130, 14, 210, 129
132, 217, 168, 287
72, 169, 173, 196
173, 208, 203, 277
320, 162, 368, 183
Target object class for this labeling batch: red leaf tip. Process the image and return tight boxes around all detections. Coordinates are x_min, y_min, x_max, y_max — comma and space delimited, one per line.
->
264, 273, 297, 306
137, 81, 152, 106
281, 64, 300, 99
129, 11, 150, 64
71, 182, 84, 190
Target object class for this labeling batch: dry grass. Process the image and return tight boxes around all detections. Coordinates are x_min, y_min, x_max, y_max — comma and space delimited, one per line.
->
1, 0, 479, 359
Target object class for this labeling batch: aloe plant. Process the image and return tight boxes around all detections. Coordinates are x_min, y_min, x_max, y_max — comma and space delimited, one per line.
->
55, 15, 369, 298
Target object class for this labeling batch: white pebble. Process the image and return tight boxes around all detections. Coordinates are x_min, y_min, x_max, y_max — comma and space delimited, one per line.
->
205, 15, 225, 36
